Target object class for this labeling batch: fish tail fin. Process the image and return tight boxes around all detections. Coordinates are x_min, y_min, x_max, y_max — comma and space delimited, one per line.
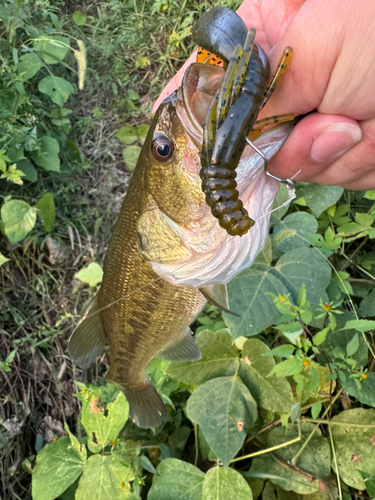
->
123, 380, 168, 429
69, 296, 107, 368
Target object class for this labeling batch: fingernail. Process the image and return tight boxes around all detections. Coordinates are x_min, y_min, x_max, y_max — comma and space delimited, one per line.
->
310, 123, 362, 163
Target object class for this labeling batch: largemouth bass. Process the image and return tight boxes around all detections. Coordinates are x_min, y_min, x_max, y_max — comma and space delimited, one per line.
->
70, 10, 294, 429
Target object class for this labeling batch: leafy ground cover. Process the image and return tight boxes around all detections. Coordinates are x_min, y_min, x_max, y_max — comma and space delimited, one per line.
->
1, 1, 375, 500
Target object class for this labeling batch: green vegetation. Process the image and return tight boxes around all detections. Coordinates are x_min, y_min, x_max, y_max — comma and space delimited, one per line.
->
1, 1, 375, 500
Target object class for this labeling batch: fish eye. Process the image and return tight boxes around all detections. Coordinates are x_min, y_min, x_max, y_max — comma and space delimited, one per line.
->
152, 135, 174, 162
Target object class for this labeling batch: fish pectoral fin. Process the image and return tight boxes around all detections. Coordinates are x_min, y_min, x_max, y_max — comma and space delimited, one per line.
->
200, 284, 240, 317
157, 327, 201, 362
123, 380, 168, 429
136, 207, 191, 264
69, 296, 107, 368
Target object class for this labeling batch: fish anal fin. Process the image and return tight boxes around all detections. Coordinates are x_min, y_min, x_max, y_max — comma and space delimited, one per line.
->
69, 296, 107, 368
157, 327, 201, 362
123, 380, 168, 429
200, 284, 240, 317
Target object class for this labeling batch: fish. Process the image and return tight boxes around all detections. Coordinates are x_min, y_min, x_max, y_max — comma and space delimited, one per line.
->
69, 11, 294, 429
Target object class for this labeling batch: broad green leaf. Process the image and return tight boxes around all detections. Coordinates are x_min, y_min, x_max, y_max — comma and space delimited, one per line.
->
34, 35, 69, 64
36, 193, 55, 232
116, 125, 138, 145
32, 437, 86, 500
0, 252, 10, 266
138, 124, 150, 144
239, 339, 294, 413
75, 454, 134, 500
72, 11, 87, 25
270, 248, 331, 309
18, 52, 43, 80
31, 136, 60, 172
311, 401, 322, 419
254, 236, 272, 264
39, 76, 75, 107
346, 333, 359, 357
331, 408, 375, 490
80, 390, 128, 452
264, 344, 295, 357
250, 456, 320, 495
148, 458, 204, 500
166, 329, 239, 386
123, 145, 141, 170
267, 423, 331, 477
340, 372, 375, 407
224, 266, 288, 338
345, 319, 375, 332
359, 289, 375, 318
300, 184, 344, 216
75, 262, 104, 287
261, 482, 334, 500
250, 423, 329, 495
186, 376, 257, 467
202, 467, 253, 500
17, 159, 38, 182
273, 212, 318, 253
1, 200, 37, 244
359, 470, 375, 497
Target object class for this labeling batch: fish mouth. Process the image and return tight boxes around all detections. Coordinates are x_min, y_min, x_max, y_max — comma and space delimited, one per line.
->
177, 63, 225, 146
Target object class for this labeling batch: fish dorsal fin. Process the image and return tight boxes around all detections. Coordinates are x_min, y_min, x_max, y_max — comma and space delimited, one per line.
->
69, 296, 107, 368
157, 327, 201, 362
200, 284, 240, 317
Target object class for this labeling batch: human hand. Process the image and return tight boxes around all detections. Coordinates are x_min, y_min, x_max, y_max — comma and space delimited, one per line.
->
154, 0, 375, 190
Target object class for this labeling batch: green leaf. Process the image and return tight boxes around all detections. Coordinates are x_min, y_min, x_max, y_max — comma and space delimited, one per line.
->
224, 266, 288, 338
75, 262, 103, 287
322, 312, 368, 367
138, 124, 150, 144
300, 184, 344, 216
32, 437, 86, 500
202, 467, 253, 500
331, 408, 375, 490
267, 357, 304, 378
34, 35, 69, 64
254, 236, 272, 264
311, 401, 322, 419
1, 200, 37, 244
273, 212, 318, 253
18, 52, 43, 80
186, 376, 257, 467
364, 190, 375, 200
239, 339, 294, 413
123, 145, 141, 170
72, 11, 87, 25
39, 76, 75, 107
359, 470, 375, 497
264, 344, 295, 357
313, 327, 330, 346
251, 423, 330, 494
166, 329, 239, 386
345, 319, 375, 332
359, 289, 375, 318
17, 159, 38, 182
36, 193, 55, 232
80, 390, 128, 452
148, 458, 204, 500
270, 248, 331, 309
116, 125, 138, 145
31, 136, 60, 172
0, 252, 10, 267
340, 372, 375, 407
75, 454, 135, 500
346, 333, 359, 357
